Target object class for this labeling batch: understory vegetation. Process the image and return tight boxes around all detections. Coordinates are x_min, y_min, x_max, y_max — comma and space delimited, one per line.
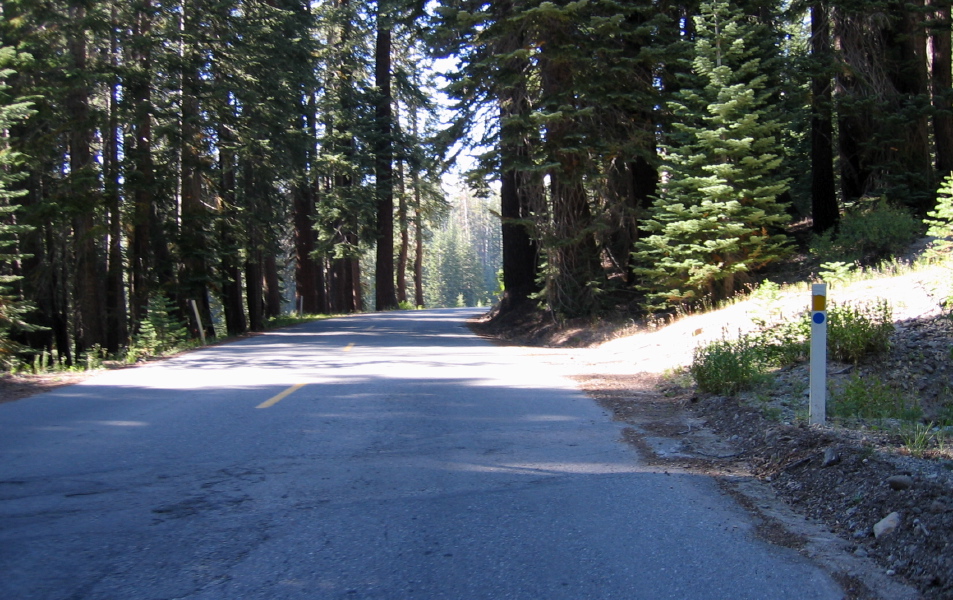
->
689, 243, 953, 458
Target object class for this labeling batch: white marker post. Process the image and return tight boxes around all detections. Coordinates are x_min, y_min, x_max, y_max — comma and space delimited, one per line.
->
809, 283, 828, 425
190, 299, 207, 346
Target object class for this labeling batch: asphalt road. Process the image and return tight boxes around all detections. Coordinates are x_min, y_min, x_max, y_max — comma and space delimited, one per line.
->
0, 308, 844, 599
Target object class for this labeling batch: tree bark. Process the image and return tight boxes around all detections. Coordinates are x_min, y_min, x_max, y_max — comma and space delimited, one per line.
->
104, 2, 128, 353
374, 13, 398, 310
130, 0, 155, 328
245, 252, 265, 331
538, 13, 598, 317
264, 252, 282, 318
293, 93, 325, 314
243, 158, 266, 331
396, 122, 408, 305
811, 3, 839, 233
931, 0, 953, 177
413, 189, 424, 308
497, 1, 540, 313
67, 2, 106, 355
833, 9, 873, 203
218, 136, 247, 336
179, 1, 214, 339
890, 0, 933, 213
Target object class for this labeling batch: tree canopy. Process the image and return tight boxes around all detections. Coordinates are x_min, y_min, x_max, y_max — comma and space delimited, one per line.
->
0, 0, 949, 365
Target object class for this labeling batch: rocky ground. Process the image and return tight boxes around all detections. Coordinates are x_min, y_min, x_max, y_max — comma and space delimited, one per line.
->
473, 264, 953, 600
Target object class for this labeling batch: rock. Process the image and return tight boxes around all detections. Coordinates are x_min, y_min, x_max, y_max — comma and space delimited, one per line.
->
874, 512, 902, 539
887, 475, 914, 491
929, 500, 949, 514
821, 447, 840, 467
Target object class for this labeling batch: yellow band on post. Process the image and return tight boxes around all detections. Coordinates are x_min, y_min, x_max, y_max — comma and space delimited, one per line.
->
812, 295, 826, 312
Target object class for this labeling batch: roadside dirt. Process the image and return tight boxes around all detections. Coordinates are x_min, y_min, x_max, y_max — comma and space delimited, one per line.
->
0, 371, 94, 404
472, 265, 953, 600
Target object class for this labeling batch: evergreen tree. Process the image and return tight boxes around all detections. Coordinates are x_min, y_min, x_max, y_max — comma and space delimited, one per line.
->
0, 46, 37, 367
635, 0, 792, 308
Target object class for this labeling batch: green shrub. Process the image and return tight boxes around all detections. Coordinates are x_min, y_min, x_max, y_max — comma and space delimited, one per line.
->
811, 198, 920, 264
750, 316, 810, 366
830, 374, 921, 421
926, 174, 953, 257
690, 336, 770, 396
827, 300, 893, 363
691, 299, 893, 397
818, 261, 856, 286
127, 294, 188, 362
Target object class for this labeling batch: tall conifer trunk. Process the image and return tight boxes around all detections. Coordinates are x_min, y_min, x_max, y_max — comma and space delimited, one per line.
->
374, 10, 398, 310
497, 0, 540, 314
811, 3, 839, 233
414, 194, 424, 308
538, 14, 598, 317
891, 0, 933, 213
264, 253, 282, 318
396, 119, 408, 305
930, 0, 953, 176
218, 131, 247, 335
130, 0, 156, 328
293, 92, 325, 314
242, 158, 265, 331
179, 0, 214, 339
833, 9, 872, 203
68, 2, 105, 356
104, 3, 127, 353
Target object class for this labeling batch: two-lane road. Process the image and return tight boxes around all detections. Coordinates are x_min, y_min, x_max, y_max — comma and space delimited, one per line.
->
0, 309, 843, 599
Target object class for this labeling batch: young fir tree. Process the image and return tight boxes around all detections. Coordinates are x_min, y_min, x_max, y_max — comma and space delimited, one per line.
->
634, 0, 792, 308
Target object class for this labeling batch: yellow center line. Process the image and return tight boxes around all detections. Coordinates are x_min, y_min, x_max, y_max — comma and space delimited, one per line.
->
256, 383, 306, 409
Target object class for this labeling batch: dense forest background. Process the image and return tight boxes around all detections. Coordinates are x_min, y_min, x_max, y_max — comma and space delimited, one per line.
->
0, 0, 951, 367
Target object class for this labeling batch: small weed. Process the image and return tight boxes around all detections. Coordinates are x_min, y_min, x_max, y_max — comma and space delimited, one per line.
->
794, 407, 810, 423
830, 374, 922, 421
937, 397, 953, 427
901, 422, 936, 458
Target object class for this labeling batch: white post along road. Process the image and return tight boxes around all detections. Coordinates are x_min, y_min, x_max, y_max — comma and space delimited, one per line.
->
0, 308, 843, 599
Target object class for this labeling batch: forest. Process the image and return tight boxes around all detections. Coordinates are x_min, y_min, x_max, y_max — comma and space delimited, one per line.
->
0, 0, 950, 368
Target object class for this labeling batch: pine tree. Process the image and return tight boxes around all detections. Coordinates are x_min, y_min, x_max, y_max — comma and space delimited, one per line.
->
0, 46, 37, 367
635, 0, 792, 308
